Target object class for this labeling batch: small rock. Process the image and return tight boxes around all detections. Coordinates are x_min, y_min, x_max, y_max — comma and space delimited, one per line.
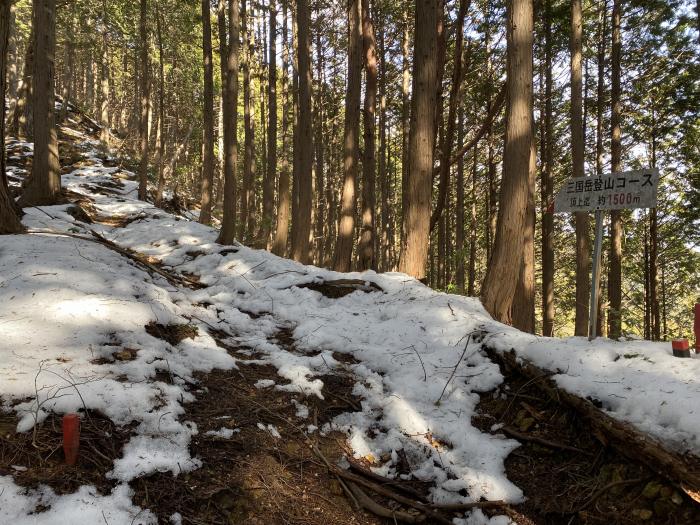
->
114, 348, 138, 361
670, 491, 683, 505
642, 481, 662, 499
658, 486, 673, 499
519, 417, 535, 432
631, 508, 653, 520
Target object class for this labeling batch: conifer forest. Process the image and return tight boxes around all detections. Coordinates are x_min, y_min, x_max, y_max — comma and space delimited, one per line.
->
0, 1, 699, 524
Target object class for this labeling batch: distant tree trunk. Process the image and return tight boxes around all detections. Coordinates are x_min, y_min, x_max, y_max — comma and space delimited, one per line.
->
468, 143, 477, 295
649, 119, 660, 340
215, 1, 228, 212
7, 4, 19, 112
10, 26, 32, 139
21, 0, 60, 207
359, 0, 377, 271
217, 0, 240, 245
59, 12, 73, 122
137, 0, 150, 201
398, 0, 439, 280
199, 0, 215, 224
0, 0, 23, 234
481, 0, 534, 324
272, 1, 290, 256
541, 0, 555, 337
430, 0, 469, 232
571, 0, 590, 336
154, 3, 166, 207
334, 0, 362, 272
261, 0, 277, 249
484, 9, 496, 261
239, 0, 255, 239
608, 0, 622, 338
456, 106, 465, 293
291, 0, 312, 263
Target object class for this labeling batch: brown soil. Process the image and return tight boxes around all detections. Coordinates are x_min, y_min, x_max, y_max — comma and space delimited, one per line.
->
129, 344, 384, 525
145, 321, 199, 346
0, 410, 134, 496
473, 361, 700, 525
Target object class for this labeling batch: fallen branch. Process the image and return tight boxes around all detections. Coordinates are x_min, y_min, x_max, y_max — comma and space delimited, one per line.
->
500, 425, 593, 456
345, 455, 430, 502
428, 500, 508, 512
347, 481, 424, 523
435, 334, 472, 406
329, 464, 455, 524
27, 228, 205, 290
484, 345, 700, 497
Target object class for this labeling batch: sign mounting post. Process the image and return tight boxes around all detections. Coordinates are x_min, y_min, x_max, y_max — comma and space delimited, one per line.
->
554, 168, 660, 340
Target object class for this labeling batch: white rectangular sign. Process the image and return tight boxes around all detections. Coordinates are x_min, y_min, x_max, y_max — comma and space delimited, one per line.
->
554, 168, 659, 213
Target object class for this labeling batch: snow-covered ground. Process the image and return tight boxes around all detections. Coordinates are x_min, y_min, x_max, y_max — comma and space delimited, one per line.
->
1, 132, 698, 524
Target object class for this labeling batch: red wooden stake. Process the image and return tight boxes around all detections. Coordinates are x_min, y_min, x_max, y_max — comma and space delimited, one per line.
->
62, 413, 80, 465
694, 303, 700, 354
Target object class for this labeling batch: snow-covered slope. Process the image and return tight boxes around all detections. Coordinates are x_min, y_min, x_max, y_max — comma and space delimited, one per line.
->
1, 131, 698, 523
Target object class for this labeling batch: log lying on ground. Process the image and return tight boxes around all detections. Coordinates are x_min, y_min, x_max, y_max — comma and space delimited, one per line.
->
298, 278, 382, 298
483, 345, 700, 500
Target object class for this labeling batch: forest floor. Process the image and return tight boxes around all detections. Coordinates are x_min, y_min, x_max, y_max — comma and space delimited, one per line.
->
0, 107, 699, 525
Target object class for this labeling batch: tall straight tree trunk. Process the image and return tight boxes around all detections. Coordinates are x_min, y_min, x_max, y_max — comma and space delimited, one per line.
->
290, 7, 300, 251
541, 0, 555, 337
239, 0, 255, 240
430, 0, 469, 232
261, 0, 277, 249
313, 21, 324, 263
291, 0, 312, 263
21, 0, 60, 206
99, 0, 110, 144
199, 0, 215, 224
484, 10, 497, 262
378, 16, 389, 272
334, 0, 363, 272
273, 1, 290, 256
216, 4, 228, 212
481, 0, 534, 324
358, 0, 377, 270
608, 0, 622, 338
137, 0, 150, 200
398, 0, 439, 280
571, 0, 590, 336
0, 0, 23, 233
594, 0, 607, 337
643, 219, 650, 339
217, 0, 240, 244
400, 5, 410, 251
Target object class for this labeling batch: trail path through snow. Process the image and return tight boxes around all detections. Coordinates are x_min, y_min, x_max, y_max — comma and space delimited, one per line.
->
2, 127, 698, 524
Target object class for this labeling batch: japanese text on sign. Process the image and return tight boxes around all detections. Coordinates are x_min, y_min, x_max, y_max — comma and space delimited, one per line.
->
554, 168, 659, 213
